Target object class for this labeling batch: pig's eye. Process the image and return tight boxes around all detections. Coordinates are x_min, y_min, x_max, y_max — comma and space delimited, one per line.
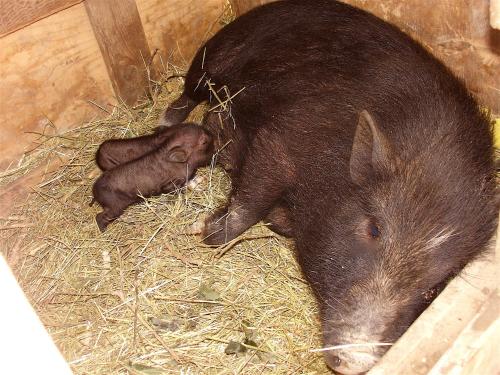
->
358, 218, 381, 241
368, 222, 380, 239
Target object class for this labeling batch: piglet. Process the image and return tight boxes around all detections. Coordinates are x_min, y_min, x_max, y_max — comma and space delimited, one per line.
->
92, 124, 213, 232
96, 123, 198, 171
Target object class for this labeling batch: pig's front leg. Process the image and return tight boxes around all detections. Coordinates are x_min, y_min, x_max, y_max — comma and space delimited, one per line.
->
159, 93, 198, 127
203, 197, 293, 244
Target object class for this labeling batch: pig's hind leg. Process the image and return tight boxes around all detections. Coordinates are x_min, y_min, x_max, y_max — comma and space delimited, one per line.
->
202, 137, 293, 245
160, 60, 224, 128
264, 201, 293, 238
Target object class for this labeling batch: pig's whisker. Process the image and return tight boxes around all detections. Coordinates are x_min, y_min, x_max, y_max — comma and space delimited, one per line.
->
310, 342, 394, 353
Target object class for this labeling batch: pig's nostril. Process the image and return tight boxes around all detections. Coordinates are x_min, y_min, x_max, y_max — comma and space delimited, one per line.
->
325, 353, 343, 369
331, 355, 342, 368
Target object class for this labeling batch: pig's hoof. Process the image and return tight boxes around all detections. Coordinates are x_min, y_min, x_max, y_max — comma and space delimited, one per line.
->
96, 213, 108, 232
186, 217, 205, 235
202, 208, 232, 245
202, 207, 249, 245
187, 175, 206, 191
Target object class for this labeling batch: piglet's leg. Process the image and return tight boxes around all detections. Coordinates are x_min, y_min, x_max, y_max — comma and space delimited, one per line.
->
159, 93, 197, 127
202, 138, 292, 245
95, 205, 126, 232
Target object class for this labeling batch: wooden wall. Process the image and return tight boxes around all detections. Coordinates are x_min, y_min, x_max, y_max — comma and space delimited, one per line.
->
0, 3, 113, 170
137, 0, 226, 67
0, 0, 226, 170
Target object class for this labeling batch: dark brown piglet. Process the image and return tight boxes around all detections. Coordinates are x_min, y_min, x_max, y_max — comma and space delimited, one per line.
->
92, 124, 213, 232
96, 123, 200, 171
160, 1, 498, 373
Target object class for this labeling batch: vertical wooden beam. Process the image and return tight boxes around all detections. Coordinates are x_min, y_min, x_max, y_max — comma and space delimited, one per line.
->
84, 0, 152, 105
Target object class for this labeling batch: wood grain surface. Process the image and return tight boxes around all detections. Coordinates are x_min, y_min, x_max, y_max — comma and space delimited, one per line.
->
136, 0, 226, 68
0, 0, 83, 37
0, 4, 115, 169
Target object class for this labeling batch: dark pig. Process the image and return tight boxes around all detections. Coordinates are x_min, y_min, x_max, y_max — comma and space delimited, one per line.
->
92, 124, 213, 232
160, 1, 497, 373
96, 124, 194, 171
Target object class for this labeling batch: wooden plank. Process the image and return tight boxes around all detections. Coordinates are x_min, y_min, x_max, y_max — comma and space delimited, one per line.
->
0, 3, 115, 170
0, 255, 72, 374
429, 291, 500, 375
0, 0, 83, 37
136, 0, 226, 67
84, 0, 152, 105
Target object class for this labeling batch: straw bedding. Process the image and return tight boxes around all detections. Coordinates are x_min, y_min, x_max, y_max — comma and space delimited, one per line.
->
0, 66, 329, 374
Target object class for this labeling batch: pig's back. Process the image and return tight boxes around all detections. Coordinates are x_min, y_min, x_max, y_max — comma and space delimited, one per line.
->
188, 0, 491, 169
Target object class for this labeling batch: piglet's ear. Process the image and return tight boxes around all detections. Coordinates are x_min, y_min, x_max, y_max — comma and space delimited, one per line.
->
168, 148, 188, 163
349, 110, 394, 185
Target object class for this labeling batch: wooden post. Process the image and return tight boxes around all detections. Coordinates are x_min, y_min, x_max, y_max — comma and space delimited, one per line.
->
84, 0, 152, 105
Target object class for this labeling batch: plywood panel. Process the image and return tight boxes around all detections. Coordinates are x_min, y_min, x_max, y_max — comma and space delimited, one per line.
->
0, 0, 82, 37
85, 0, 152, 105
0, 4, 115, 170
136, 0, 227, 68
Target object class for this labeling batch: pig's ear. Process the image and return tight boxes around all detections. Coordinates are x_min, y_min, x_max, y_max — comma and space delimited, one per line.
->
168, 148, 188, 163
350, 110, 393, 185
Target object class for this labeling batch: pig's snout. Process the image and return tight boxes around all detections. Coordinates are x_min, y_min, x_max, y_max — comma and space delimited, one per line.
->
321, 328, 388, 374
324, 347, 379, 375
320, 290, 399, 374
